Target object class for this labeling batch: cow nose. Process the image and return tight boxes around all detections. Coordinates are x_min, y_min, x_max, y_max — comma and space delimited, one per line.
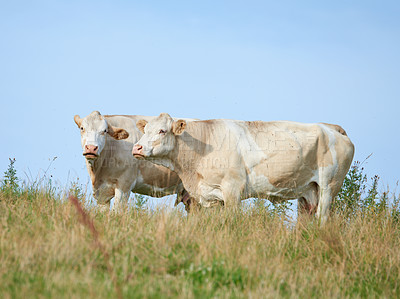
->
85, 145, 98, 153
132, 144, 143, 156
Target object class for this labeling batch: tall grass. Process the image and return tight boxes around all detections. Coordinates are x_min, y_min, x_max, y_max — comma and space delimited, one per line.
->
1, 159, 400, 298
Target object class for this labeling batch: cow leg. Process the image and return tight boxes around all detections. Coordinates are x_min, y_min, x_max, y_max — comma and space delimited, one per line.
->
222, 182, 243, 208
219, 168, 246, 208
112, 189, 130, 213
316, 186, 332, 225
94, 189, 112, 213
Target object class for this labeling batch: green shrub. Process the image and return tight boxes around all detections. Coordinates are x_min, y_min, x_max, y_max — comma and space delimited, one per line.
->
133, 194, 148, 210
333, 159, 397, 221
0, 158, 20, 200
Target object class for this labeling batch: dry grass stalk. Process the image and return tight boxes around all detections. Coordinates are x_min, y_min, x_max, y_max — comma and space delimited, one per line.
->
68, 195, 122, 299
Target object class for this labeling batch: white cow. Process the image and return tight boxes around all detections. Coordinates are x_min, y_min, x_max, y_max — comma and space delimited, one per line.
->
132, 113, 355, 223
74, 111, 192, 212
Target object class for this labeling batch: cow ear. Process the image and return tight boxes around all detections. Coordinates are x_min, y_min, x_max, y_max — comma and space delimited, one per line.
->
108, 125, 129, 140
136, 119, 148, 134
172, 120, 186, 135
74, 115, 82, 128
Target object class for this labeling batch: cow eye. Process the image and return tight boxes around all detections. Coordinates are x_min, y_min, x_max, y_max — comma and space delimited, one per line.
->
103, 129, 107, 133
159, 129, 166, 134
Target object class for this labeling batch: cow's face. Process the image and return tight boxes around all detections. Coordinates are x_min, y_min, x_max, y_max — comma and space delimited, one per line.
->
74, 111, 129, 160
132, 113, 186, 159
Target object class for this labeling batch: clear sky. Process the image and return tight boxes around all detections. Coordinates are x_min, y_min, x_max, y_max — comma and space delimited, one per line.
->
1, 1, 399, 202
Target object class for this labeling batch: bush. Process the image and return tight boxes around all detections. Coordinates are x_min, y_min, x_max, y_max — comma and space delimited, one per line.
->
133, 194, 148, 210
332, 159, 398, 220
0, 158, 20, 200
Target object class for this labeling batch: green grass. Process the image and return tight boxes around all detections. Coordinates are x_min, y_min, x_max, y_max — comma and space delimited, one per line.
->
1, 158, 400, 298
1, 188, 400, 299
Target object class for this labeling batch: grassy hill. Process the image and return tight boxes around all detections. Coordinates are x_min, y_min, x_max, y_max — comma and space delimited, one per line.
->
1, 159, 400, 298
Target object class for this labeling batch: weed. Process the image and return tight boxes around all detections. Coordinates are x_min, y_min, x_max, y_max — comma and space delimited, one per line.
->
1, 158, 20, 199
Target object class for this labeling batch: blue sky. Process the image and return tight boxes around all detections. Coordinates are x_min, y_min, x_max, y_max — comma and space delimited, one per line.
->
1, 1, 399, 202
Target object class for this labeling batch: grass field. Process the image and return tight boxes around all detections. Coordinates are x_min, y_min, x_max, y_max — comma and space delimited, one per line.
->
1, 160, 400, 298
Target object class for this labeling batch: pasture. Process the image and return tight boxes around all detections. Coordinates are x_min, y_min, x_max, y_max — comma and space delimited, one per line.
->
2, 1, 399, 298
1, 159, 400, 298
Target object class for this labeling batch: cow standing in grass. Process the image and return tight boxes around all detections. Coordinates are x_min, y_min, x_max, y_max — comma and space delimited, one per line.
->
132, 113, 354, 224
74, 111, 193, 212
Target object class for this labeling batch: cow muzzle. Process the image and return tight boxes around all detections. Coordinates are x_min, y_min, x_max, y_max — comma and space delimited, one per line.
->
132, 144, 145, 159
83, 145, 99, 159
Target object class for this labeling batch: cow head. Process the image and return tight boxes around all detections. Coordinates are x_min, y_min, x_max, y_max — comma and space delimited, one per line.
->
132, 113, 186, 159
74, 111, 129, 160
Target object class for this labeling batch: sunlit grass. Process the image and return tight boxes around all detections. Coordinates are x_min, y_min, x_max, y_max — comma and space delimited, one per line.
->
1, 157, 399, 298
1, 186, 400, 298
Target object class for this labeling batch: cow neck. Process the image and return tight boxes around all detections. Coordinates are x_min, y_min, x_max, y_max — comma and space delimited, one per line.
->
169, 123, 210, 193
85, 153, 106, 186
167, 143, 185, 175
